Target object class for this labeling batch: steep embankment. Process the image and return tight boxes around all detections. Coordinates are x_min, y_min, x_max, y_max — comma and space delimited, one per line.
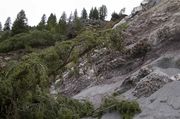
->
52, 0, 180, 118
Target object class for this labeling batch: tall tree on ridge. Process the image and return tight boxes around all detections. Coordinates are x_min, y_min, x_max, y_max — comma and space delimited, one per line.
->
12, 10, 28, 35
81, 8, 87, 19
89, 7, 94, 19
93, 7, 99, 20
99, 5, 107, 21
58, 11, 67, 35
3, 17, 11, 31
73, 9, 78, 21
37, 14, 46, 30
47, 13, 57, 32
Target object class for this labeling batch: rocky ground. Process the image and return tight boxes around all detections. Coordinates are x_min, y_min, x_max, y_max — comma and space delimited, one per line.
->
49, 0, 180, 118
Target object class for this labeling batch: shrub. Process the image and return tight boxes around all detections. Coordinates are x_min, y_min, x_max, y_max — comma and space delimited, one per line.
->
0, 30, 55, 53
108, 24, 128, 51
0, 55, 94, 119
93, 97, 141, 119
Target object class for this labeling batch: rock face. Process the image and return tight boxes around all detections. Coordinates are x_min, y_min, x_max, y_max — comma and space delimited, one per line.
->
135, 81, 180, 119
53, 0, 180, 118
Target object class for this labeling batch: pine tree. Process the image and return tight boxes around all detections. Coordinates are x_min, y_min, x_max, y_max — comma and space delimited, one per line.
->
3, 17, 11, 31
93, 7, 99, 20
99, 5, 107, 21
73, 9, 78, 21
89, 8, 94, 19
81, 8, 87, 19
58, 12, 67, 35
12, 10, 28, 35
37, 14, 46, 30
68, 12, 73, 23
47, 13, 57, 32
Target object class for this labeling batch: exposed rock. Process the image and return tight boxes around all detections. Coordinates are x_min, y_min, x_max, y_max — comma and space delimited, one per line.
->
115, 67, 153, 94
132, 70, 172, 98
135, 81, 180, 119
171, 74, 180, 81
101, 112, 122, 119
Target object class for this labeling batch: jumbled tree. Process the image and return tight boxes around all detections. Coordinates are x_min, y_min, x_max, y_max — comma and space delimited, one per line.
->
99, 5, 107, 21
12, 10, 28, 35
37, 14, 46, 30
3, 17, 11, 31
81, 8, 87, 19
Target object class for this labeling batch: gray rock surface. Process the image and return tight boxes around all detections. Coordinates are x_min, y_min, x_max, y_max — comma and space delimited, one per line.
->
135, 81, 180, 119
101, 112, 122, 119
132, 70, 172, 98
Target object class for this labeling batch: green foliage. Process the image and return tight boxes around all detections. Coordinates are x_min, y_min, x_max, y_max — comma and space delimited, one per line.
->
96, 24, 128, 51
0, 48, 94, 119
94, 97, 141, 119
12, 10, 29, 35
0, 30, 55, 52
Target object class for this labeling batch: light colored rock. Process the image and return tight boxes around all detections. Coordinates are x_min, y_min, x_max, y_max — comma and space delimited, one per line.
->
171, 74, 180, 81
133, 70, 172, 98
73, 81, 122, 108
101, 112, 122, 119
135, 81, 180, 119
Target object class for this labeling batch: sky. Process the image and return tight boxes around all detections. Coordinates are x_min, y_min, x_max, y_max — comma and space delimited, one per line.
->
0, 0, 143, 26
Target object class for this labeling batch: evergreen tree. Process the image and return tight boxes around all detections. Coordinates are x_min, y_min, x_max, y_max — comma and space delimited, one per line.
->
73, 9, 78, 21
37, 14, 46, 30
68, 12, 73, 23
81, 8, 87, 19
93, 7, 99, 20
47, 13, 57, 32
89, 8, 94, 19
58, 12, 67, 35
99, 5, 107, 21
0, 22, 2, 31
3, 17, 11, 31
12, 10, 28, 35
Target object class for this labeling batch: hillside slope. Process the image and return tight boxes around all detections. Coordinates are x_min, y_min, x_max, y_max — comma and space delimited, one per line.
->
1, 0, 180, 118
52, 0, 180, 118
